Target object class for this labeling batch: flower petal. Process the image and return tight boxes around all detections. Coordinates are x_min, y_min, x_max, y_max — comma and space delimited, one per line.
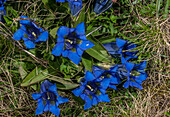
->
103, 42, 120, 56
135, 72, 147, 83
13, 29, 25, 41
121, 55, 126, 64
51, 42, 64, 56
76, 46, 84, 56
57, 96, 69, 104
49, 104, 60, 117
109, 84, 117, 90
125, 62, 135, 71
78, 40, 94, 50
80, 93, 86, 100
72, 85, 85, 97
56, 0, 66, 2
99, 87, 106, 94
68, 1, 82, 16
94, 0, 112, 14
68, 51, 81, 65
72, 1, 82, 7
57, 26, 70, 37
123, 81, 130, 88
116, 38, 127, 48
136, 61, 147, 71
100, 78, 110, 89
20, 15, 32, 26
85, 71, 95, 81
127, 43, 137, 50
130, 81, 143, 90
35, 31, 49, 42
40, 80, 53, 93
48, 84, 58, 96
84, 96, 92, 110
57, 37, 65, 43
110, 65, 118, 72
77, 35, 87, 40
92, 96, 98, 105
97, 94, 110, 102
110, 76, 118, 84
44, 101, 50, 112
35, 98, 44, 115
62, 50, 69, 57
31, 93, 42, 100
24, 39, 35, 49
75, 22, 85, 35
92, 66, 104, 78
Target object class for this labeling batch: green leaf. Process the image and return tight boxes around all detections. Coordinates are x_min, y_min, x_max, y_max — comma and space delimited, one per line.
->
28, 69, 49, 85
42, 0, 48, 4
164, 0, 170, 18
82, 52, 93, 72
21, 67, 79, 90
74, 5, 86, 27
109, 22, 114, 36
85, 35, 112, 63
156, 0, 161, 18
48, 77, 79, 90
99, 36, 116, 43
50, 27, 58, 38
21, 67, 43, 87
110, 15, 117, 23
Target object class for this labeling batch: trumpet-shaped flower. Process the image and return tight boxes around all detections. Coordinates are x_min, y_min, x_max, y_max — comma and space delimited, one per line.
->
56, 0, 82, 16
103, 38, 138, 64
92, 65, 119, 90
68, 0, 82, 16
31, 80, 69, 116
114, 61, 147, 90
103, 39, 147, 90
52, 22, 94, 65
72, 71, 110, 110
94, 0, 113, 14
123, 61, 147, 90
13, 16, 49, 49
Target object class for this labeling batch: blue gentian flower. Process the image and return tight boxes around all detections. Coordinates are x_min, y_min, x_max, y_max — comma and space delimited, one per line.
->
118, 61, 147, 90
103, 39, 147, 90
56, 0, 82, 16
52, 22, 94, 65
116, 38, 138, 64
31, 80, 69, 116
13, 16, 49, 49
94, 0, 113, 14
103, 38, 138, 64
92, 65, 119, 90
72, 71, 110, 109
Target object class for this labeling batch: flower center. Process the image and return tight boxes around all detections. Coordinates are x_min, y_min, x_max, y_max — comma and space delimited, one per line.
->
116, 65, 128, 79
86, 85, 94, 92
25, 25, 40, 41
42, 92, 56, 102
85, 82, 98, 94
64, 34, 77, 50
